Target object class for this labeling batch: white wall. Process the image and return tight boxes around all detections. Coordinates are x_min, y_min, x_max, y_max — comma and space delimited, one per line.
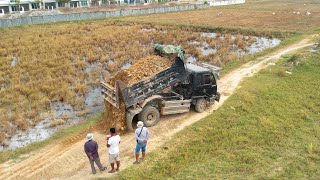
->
209, 0, 245, 6
0, 0, 11, 6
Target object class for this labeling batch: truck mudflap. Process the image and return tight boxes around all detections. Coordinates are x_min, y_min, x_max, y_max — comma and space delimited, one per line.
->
209, 92, 221, 104
126, 106, 143, 131
126, 111, 135, 131
215, 92, 221, 102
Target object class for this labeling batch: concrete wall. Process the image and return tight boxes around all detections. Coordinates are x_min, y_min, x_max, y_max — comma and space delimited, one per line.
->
0, 4, 210, 28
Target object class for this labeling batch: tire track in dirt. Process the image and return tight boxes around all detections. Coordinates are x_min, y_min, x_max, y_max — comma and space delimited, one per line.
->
0, 36, 314, 180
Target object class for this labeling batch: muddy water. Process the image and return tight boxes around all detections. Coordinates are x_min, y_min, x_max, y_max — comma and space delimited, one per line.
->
200, 46, 217, 55
120, 62, 132, 70
0, 86, 105, 150
1, 118, 55, 150
188, 34, 281, 63
1, 61, 106, 150
246, 37, 281, 54
10, 57, 18, 68
201, 32, 217, 38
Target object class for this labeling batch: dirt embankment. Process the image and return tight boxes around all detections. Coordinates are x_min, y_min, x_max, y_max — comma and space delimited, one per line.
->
0, 36, 314, 180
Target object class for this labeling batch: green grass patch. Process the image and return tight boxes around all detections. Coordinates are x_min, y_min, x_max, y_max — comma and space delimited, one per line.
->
119, 50, 320, 179
0, 111, 104, 164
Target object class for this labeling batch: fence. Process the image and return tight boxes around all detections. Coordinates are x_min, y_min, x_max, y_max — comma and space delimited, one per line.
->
0, 4, 209, 28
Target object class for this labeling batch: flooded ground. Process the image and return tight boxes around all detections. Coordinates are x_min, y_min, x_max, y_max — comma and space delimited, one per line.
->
246, 37, 281, 54
1, 61, 106, 150
10, 57, 18, 68
0, 86, 104, 150
120, 62, 132, 70
187, 32, 281, 63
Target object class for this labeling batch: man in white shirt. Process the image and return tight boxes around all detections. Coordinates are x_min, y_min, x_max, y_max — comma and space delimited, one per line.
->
107, 128, 120, 173
133, 121, 149, 164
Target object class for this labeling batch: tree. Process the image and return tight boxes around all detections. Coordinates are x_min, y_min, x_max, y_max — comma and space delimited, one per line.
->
15, 0, 21, 12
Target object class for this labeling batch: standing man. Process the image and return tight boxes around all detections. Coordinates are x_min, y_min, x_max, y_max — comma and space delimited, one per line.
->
134, 121, 149, 164
84, 133, 106, 174
107, 128, 121, 173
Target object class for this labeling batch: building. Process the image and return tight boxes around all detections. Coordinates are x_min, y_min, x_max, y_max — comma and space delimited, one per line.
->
0, 0, 91, 14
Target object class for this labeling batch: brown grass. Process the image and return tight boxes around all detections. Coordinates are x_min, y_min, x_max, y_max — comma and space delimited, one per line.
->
48, 119, 65, 128
120, 0, 320, 33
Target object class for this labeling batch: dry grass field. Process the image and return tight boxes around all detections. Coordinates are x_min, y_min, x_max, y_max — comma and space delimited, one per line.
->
120, 0, 320, 33
0, 22, 273, 145
2, 0, 315, 148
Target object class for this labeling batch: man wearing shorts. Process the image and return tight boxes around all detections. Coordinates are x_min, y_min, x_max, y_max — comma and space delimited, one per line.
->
107, 128, 120, 173
134, 121, 149, 164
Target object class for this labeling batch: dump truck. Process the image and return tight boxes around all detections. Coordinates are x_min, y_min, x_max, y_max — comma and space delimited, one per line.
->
101, 44, 221, 131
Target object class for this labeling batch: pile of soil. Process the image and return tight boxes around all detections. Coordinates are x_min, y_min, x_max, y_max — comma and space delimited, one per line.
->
103, 102, 127, 131
113, 55, 174, 85
103, 55, 175, 131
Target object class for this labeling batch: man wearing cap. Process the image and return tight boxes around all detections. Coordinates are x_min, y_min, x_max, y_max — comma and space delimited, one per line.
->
107, 128, 121, 173
84, 133, 106, 174
134, 121, 149, 164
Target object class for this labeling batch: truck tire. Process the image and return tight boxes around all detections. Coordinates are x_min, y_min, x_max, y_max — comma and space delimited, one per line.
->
138, 105, 160, 127
195, 99, 207, 113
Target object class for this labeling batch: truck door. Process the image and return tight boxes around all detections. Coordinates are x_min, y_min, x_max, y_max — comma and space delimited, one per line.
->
193, 73, 217, 97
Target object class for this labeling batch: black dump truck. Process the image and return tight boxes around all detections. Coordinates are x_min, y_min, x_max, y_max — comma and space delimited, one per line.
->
101, 44, 221, 131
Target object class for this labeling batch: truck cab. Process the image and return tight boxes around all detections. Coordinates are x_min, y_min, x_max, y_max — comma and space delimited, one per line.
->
171, 63, 220, 113
187, 63, 220, 103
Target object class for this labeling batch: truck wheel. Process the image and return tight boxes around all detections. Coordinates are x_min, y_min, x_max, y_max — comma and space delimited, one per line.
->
195, 99, 207, 113
138, 105, 160, 127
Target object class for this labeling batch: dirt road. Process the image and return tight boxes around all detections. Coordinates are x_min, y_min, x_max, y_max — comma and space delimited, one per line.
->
0, 36, 314, 180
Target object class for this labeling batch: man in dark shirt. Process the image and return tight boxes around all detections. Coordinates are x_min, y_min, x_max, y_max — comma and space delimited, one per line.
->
84, 133, 106, 174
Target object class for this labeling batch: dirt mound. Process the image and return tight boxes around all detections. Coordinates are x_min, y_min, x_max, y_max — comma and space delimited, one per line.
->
103, 55, 175, 131
113, 55, 174, 85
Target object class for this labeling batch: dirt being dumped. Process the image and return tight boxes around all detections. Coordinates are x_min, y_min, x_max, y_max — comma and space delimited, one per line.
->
103, 55, 175, 131
113, 55, 174, 85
